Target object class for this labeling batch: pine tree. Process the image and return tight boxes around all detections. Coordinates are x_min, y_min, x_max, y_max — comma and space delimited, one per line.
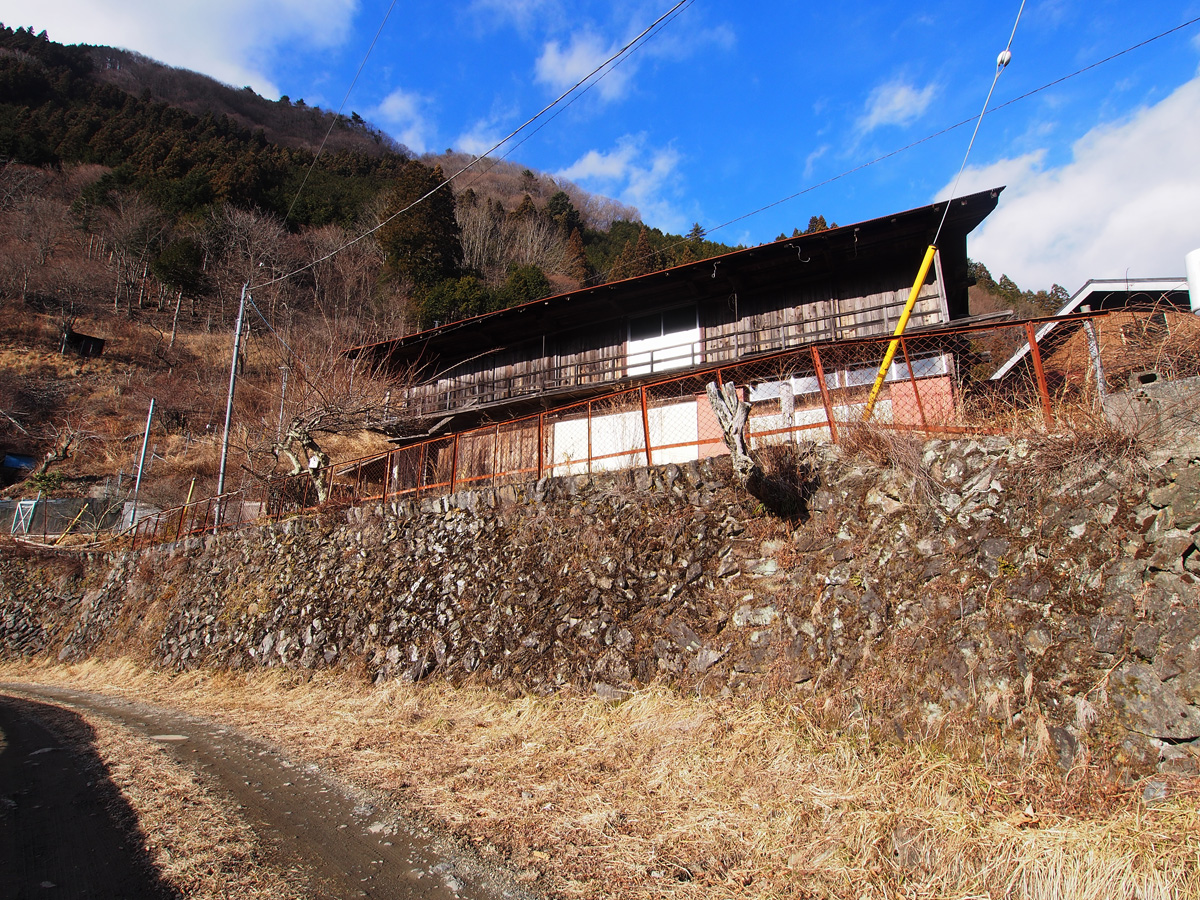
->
378, 162, 463, 288
547, 190, 583, 236
566, 228, 590, 283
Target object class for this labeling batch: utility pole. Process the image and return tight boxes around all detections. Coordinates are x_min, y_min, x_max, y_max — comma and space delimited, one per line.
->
215, 282, 248, 529
130, 397, 155, 533
277, 365, 290, 441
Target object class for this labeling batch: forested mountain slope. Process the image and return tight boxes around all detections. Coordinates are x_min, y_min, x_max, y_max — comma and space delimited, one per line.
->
0, 24, 743, 508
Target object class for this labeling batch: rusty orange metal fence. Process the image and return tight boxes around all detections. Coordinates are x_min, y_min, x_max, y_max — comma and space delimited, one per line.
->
123, 308, 1200, 549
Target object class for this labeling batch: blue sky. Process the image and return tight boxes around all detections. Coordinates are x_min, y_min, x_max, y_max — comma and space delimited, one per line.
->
5, 0, 1199, 290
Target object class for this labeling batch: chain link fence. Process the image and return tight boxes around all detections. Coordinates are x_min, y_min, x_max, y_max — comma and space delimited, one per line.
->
108, 307, 1200, 549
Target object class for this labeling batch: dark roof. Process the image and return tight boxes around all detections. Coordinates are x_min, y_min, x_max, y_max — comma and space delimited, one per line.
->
348, 187, 1002, 370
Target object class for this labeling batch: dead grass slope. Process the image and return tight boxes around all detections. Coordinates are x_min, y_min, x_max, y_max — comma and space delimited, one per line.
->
3, 659, 1197, 900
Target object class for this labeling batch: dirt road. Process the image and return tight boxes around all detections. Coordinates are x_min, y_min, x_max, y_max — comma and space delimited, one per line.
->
1, 684, 528, 900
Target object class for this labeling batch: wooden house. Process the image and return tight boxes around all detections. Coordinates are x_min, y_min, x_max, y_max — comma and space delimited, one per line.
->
333, 189, 1005, 494
352, 188, 1002, 435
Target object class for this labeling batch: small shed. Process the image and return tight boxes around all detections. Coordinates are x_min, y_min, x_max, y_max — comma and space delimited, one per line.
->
61, 328, 106, 359
990, 277, 1194, 387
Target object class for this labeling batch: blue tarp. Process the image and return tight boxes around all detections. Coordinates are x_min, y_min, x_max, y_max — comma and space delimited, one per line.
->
2, 454, 36, 471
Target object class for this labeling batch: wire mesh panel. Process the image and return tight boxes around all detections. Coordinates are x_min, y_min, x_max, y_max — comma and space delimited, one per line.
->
543, 399, 592, 477
493, 418, 540, 487
422, 437, 456, 494
547, 389, 649, 476
385, 444, 425, 499
641, 378, 722, 462
98, 309, 1200, 552
455, 428, 499, 491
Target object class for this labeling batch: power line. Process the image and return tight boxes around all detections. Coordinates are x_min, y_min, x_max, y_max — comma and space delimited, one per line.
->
933, 0, 1025, 245
675, 13, 1200, 250
283, 0, 401, 226
253, 0, 692, 293
256, 9, 1200, 314
455, 0, 696, 194
444, 10, 1200, 288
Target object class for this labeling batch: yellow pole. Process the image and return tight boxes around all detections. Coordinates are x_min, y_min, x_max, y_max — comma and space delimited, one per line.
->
862, 244, 938, 421
54, 505, 86, 545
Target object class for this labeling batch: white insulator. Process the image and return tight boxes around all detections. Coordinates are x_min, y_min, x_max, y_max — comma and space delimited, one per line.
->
997, 49, 1012, 69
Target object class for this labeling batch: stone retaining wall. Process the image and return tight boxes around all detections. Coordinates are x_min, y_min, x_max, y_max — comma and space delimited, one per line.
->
3, 437, 1199, 774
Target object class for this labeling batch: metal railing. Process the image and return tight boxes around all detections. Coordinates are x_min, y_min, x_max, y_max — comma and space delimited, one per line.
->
113, 308, 1200, 550
400, 294, 945, 419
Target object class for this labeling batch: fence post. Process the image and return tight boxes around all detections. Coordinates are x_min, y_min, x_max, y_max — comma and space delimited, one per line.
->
1025, 321, 1054, 429
587, 400, 593, 477
450, 433, 460, 493
899, 337, 929, 435
640, 386, 653, 467
416, 442, 428, 498
811, 346, 839, 444
492, 425, 500, 488
537, 415, 545, 480
1083, 317, 1108, 406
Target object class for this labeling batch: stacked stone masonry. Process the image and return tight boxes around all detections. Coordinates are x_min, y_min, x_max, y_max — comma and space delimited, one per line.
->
3, 438, 1199, 775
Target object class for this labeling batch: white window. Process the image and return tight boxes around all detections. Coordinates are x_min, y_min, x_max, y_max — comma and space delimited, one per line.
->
627, 306, 700, 376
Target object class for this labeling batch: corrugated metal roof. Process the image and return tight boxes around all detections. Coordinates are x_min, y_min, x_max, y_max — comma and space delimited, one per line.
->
348, 187, 1003, 371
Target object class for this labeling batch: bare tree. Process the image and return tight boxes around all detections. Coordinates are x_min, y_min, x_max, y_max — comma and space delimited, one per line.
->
301, 223, 383, 328
506, 211, 568, 273
0, 160, 45, 212
706, 380, 813, 517
251, 327, 399, 504
16, 196, 68, 267
706, 381, 759, 486
102, 192, 164, 315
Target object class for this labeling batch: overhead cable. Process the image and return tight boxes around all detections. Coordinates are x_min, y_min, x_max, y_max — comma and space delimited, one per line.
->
456, 0, 696, 193
932, 0, 1026, 245
254, 0, 692, 292
693, 13, 1200, 245
283, 0, 400, 225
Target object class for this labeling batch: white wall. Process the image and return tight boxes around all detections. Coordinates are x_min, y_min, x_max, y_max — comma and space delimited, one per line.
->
552, 399, 700, 474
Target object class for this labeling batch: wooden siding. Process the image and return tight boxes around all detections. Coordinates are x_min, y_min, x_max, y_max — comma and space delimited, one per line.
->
405, 263, 948, 418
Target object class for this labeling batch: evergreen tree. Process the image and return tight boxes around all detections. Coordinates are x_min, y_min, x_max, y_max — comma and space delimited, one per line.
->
499, 264, 551, 307
804, 215, 830, 234
565, 228, 590, 283
508, 193, 537, 222
378, 162, 463, 288
416, 275, 494, 328
547, 190, 583, 236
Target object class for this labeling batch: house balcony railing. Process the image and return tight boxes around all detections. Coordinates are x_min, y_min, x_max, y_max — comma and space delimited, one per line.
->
398, 293, 944, 421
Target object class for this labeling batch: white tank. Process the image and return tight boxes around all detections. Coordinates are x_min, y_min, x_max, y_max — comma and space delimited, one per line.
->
1188, 247, 1200, 314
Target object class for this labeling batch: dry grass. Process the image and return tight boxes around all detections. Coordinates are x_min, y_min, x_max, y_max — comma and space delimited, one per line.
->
837, 422, 941, 505
8, 686, 305, 899
3, 658, 1197, 900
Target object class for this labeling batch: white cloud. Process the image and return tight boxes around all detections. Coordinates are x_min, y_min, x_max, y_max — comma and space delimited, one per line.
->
469, 0, 563, 32
938, 75, 1200, 290
857, 78, 938, 133
454, 123, 504, 157
1, 0, 358, 97
637, 20, 735, 63
535, 31, 635, 103
372, 88, 435, 154
557, 141, 639, 182
557, 135, 688, 232
804, 145, 829, 180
